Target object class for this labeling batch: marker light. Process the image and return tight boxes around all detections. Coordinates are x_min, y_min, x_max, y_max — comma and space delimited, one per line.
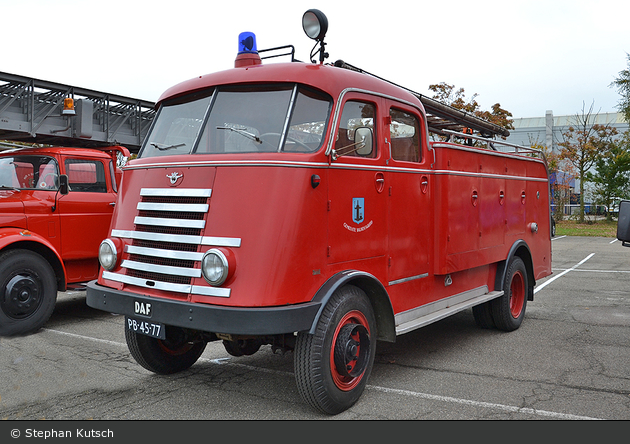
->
238, 32, 257, 54
302, 9, 328, 41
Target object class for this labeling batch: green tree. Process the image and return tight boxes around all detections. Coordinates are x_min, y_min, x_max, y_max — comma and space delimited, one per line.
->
586, 130, 630, 220
558, 102, 618, 223
610, 53, 630, 122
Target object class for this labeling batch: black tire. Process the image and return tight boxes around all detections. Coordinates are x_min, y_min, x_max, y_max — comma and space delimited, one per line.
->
491, 256, 528, 332
551, 218, 556, 237
125, 325, 206, 374
0, 249, 57, 336
294, 285, 376, 415
472, 301, 495, 329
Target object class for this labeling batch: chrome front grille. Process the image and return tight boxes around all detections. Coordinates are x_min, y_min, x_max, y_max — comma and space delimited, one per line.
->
101, 188, 240, 298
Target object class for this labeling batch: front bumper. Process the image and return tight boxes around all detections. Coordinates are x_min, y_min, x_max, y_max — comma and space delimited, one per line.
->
86, 280, 321, 335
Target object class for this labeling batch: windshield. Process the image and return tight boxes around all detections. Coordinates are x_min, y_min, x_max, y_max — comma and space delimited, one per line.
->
140, 84, 331, 158
0, 155, 59, 190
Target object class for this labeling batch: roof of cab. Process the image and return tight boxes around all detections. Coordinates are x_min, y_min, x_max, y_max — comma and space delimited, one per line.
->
157, 62, 424, 112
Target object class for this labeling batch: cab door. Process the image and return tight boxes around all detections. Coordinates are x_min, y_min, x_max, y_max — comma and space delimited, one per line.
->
57, 155, 116, 282
327, 96, 387, 274
386, 103, 432, 308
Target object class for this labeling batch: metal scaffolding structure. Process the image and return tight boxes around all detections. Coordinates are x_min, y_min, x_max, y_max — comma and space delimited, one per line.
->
0, 72, 156, 152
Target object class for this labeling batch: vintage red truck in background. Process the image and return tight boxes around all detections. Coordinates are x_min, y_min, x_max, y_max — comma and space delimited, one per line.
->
86, 10, 552, 414
0, 145, 129, 336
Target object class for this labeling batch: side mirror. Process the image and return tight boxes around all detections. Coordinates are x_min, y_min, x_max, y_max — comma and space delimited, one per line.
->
59, 174, 69, 195
617, 200, 630, 247
354, 127, 373, 157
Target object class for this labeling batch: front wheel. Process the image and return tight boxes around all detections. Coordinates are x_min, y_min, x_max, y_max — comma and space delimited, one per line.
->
294, 285, 376, 414
0, 249, 57, 336
125, 325, 206, 374
492, 256, 528, 331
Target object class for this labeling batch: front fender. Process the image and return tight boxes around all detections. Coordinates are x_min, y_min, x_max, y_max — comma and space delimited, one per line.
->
309, 270, 396, 342
0, 227, 67, 286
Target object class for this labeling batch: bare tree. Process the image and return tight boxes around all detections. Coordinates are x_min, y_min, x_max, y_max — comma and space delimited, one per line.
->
558, 102, 618, 223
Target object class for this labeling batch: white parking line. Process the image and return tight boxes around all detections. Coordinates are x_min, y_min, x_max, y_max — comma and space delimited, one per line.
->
42, 327, 603, 420
369, 386, 601, 420
534, 253, 595, 294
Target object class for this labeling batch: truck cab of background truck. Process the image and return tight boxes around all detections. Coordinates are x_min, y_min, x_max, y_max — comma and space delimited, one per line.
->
86, 9, 552, 415
0, 145, 129, 336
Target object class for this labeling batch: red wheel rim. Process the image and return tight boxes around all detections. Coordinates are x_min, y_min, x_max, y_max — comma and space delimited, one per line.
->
158, 339, 195, 356
509, 270, 525, 318
329, 310, 371, 391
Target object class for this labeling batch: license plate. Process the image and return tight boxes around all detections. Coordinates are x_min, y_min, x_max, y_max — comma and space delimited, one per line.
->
126, 316, 166, 340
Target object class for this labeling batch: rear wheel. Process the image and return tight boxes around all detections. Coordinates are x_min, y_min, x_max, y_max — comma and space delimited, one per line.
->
125, 325, 206, 374
472, 301, 495, 329
294, 285, 376, 414
492, 256, 528, 331
0, 249, 57, 336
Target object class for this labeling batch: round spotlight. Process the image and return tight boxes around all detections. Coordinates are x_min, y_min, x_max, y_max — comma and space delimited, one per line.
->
302, 9, 328, 41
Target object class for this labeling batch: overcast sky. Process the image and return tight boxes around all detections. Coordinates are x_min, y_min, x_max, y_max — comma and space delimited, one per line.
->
3, 0, 629, 119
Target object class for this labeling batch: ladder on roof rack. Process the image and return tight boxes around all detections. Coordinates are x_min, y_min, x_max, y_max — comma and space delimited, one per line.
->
332, 60, 510, 139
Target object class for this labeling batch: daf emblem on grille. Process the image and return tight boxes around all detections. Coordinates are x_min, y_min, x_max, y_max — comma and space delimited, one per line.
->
166, 172, 183, 186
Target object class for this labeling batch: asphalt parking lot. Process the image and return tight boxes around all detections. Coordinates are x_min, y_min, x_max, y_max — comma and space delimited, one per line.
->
1, 235, 629, 421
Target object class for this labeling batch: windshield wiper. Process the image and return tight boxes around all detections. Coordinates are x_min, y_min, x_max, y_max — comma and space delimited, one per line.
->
150, 142, 186, 151
217, 126, 262, 144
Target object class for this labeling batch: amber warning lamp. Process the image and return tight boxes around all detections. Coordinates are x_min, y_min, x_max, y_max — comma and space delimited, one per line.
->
62, 97, 76, 116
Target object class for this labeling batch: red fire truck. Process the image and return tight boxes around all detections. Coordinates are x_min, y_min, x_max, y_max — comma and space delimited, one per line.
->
0, 145, 129, 336
86, 10, 552, 414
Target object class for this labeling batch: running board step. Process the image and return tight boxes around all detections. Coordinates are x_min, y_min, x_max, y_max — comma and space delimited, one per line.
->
395, 290, 504, 335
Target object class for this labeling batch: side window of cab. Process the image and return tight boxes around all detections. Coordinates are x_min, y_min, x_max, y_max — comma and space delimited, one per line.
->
334, 100, 376, 158
65, 159, 107, 193
389, 107, 422, 163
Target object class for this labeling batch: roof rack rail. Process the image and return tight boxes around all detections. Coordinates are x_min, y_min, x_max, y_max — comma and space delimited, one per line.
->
332, 60, 510, 139
439, 129, 546, 165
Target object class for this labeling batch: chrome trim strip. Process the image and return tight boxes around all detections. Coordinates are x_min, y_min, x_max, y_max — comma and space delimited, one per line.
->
201, 236, 242, 247
112, 229, 203, 245
112, 229, 242, 247
134, 216, 206, 229
125, 245, 204, 261
140, 188, 212, 197
123, 160, 330, 171
431, 169, 549, 182
102, 271, 192, 294
191, 285, 231, 298
388, 273, 429, 286
136, 202, 209, 212
395, 286, 504, 335
102, 272, 231, 297
121, 260, 201, 278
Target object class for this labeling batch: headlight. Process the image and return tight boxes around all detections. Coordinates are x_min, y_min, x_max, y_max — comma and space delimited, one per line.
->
98, 239, 118, 271
201, 249, 229, 286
